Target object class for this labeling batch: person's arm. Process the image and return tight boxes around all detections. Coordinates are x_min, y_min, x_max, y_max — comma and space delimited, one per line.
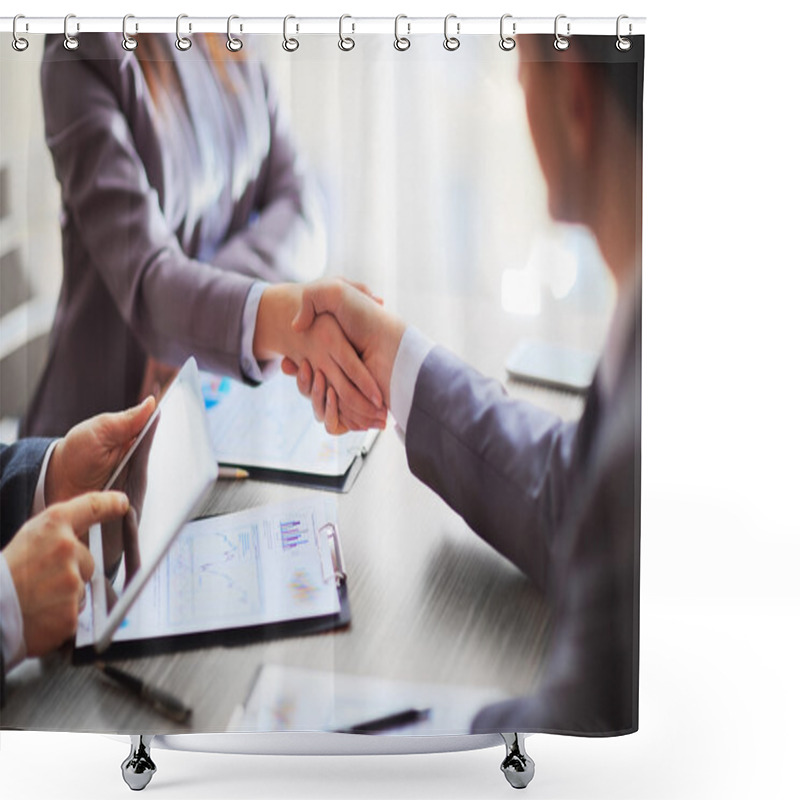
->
41, 38, 252, 378
1, 439, 55, 686
405, 347, 579, 594
1, 399, 156, 685
470, 440, 639, 735
40, 38, 378, 421
285, 280, 580, 592
1, 440, 53, 549
3, 491, 129, 667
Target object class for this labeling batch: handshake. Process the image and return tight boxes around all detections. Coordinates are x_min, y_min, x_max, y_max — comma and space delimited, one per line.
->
2, 279, 399, 669
277, 278, 408, 435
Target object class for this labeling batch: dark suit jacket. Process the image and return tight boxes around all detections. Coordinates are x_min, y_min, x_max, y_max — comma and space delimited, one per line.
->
1, 439, 52, 548
1, 438, 53, 702
405, 297, 640, 736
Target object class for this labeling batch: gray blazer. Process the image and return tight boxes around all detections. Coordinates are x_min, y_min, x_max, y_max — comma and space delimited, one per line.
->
24, 34, 322, 436
405, 296, 640, 735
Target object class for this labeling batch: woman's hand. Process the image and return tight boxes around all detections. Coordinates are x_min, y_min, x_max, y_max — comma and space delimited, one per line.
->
280, 279, 406, 434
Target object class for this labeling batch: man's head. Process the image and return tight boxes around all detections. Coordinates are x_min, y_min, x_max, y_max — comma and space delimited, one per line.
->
516, 35, 642, 282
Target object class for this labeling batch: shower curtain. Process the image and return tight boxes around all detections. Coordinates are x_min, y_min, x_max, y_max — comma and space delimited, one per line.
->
0, 16, 643, 745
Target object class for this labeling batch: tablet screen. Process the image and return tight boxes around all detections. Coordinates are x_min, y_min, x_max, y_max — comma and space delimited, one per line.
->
93, 358, 217, 650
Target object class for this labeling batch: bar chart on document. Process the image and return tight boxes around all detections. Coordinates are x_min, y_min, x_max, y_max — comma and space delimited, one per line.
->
109, 499, 341, 643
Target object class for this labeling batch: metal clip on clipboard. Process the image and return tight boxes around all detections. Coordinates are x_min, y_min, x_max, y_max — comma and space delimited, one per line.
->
316, 522, 347, 587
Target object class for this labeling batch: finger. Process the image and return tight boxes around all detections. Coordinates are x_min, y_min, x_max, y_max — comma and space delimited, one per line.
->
281, 357, 299, 376
329, 340, 384, 410
291, 283, 342, 332
297, 360, 313, 397
330, 379, 387, 429
103, 396, 157, 445
325, 360, 385, 425
340, 406, 387, 431
74, 540, 95, 584
61, 491, 130, 535
311, 370, 327, 423
329, 391, 382, 433
324, 387, 343, 435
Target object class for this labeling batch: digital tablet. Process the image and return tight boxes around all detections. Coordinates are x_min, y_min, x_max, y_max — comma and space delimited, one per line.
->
77, 357, 218, 654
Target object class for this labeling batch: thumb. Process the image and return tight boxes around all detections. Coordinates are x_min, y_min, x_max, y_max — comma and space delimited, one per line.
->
281, 357, 299, 376
291, 290, 319, 332
291, 283, 343, 332
106, 396, 156, 445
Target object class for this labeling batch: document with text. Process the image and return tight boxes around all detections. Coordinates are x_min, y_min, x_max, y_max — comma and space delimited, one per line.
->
75, 496, 346, 655
201, 370, 378, 480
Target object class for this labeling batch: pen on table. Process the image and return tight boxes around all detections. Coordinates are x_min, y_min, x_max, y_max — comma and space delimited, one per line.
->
335, 707, 431, 734
217, 466, 250, 480
96, 662, 192, 724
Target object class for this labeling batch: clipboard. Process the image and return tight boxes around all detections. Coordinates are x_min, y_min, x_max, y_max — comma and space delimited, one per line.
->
220, 431, 378, 493
73, 499, 349, 663
202, 371, 379, 492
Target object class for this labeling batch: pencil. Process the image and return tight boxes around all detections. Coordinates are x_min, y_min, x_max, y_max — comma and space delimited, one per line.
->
217, 466, 250, 480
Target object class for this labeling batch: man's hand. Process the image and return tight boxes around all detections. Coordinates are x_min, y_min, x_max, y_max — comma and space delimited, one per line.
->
45, 397, 156, 506
281, 280, 407, 433
3, 491, 130, 657
254, 283, 389, 432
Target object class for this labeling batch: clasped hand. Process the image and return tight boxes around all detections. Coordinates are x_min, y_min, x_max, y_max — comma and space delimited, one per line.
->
280, 279, 406, 435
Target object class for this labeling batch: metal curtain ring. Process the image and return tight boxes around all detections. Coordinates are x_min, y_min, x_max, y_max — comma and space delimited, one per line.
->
616, 15, 632, 51
175, 13, 192, 51
554, 14, 570, 51
282, 15, 299, 52
227, 15, 243, 52
394, 14, 410, 51
122, 14, 138, 51
12, 15, 29, 52
499, 14, 516, 51
338, 14, 355, 51
443, 14, 460, 51
63, 13, 79, 51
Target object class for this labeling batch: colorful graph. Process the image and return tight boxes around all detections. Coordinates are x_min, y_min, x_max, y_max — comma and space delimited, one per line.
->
280, 519, 310, 551
168, 525, 261, 625
289, 569, 319, 604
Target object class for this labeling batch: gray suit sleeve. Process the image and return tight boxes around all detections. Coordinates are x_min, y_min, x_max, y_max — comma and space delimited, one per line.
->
405, 346, 579, 595
41, 39, 259, 374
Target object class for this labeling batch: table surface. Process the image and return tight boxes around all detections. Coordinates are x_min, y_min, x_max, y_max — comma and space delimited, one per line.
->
1, 293, 597, 734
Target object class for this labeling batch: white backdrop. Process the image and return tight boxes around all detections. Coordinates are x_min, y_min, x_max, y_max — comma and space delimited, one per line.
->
2, 1, 799, 799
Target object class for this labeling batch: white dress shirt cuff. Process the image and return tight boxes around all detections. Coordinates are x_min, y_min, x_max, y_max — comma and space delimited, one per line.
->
33, 440, 59, 513
390, 326, 435, 435
0, 553, 26, 669
240, 281, 271, 382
